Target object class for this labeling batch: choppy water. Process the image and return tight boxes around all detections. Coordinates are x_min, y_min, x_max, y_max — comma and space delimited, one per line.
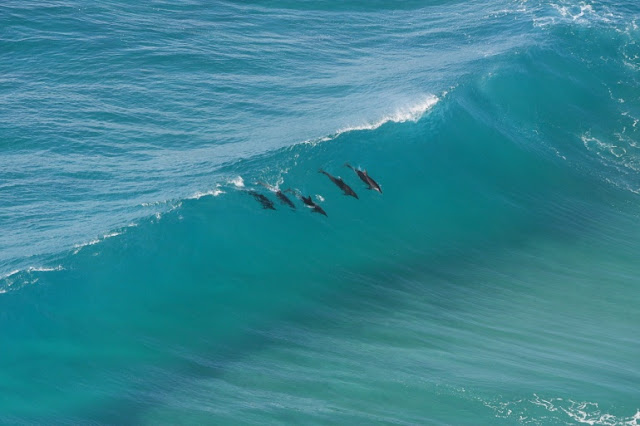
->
1, 0, 640, 424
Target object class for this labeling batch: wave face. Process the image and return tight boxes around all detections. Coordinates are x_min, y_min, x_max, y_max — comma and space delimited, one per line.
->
1, 0, 640, 423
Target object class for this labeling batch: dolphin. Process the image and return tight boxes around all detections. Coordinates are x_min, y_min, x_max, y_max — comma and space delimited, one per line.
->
301, 195, 328, 216
257, 181, 296, 209
285, 189, 327, 216
318, 169, 358, 199
248, 190, 276, 210
345, 164, 382, 193
275, 190, 296, 209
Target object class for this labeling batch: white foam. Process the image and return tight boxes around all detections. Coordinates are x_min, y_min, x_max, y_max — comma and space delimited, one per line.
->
315, 195, 325, 202
262, 183, 277, 192
551, 3, 594, 22
530, 394, 640, 425
141, 199, 183, 209
1, 270, 21, 280
189, 187, 225, 199
607, 88, 626, 104
1, 265, 64, 281
27, 265, 64, 273
72, 238, 100, 254
582, 134, 622, 158
141, 200, 165, 207
299, 95, 441, 147
536, 1, 619, 28
72, 229, 126, 255
531, 394, 560, 412
478, 393, 640, 425
229, 176, 244, 188
336, 95, 440, 136
582, 133, 639, 170
621, 112, 639, 128
74, 238, 100, 249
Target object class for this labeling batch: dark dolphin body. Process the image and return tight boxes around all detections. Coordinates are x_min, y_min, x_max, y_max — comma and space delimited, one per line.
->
257, 181, 295, 209
319, 169, 358, 199
345, 164, 382, 193
256, 181, 296, 209
301, 195, 328, 216
248, 190, 276, 210
284, 189, 328, 216
275, 190, 296, 209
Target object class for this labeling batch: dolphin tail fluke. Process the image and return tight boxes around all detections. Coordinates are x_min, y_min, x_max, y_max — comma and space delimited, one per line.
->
344, 163, 354, 171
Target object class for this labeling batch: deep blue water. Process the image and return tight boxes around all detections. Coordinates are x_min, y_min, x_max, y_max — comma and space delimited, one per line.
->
1, 0, 640, 424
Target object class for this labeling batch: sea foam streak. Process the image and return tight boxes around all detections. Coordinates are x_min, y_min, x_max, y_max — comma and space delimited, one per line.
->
535, 1, 621, 28
189, 186, 225, 200
336, 95, 440, 135
72, 231, 126, 255
301, 95, 441, 147
477, 393, 640, 425
26, 266, 64, 273
1, 265, 64, 291
228, 176, 245, 188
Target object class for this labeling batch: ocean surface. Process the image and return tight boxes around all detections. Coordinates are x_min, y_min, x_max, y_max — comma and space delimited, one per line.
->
1, 0, 640, 424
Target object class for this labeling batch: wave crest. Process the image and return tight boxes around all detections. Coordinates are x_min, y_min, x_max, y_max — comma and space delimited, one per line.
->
336, 94, 440, 135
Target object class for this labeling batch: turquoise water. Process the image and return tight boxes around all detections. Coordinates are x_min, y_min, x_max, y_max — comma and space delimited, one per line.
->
2, 0, 640, 424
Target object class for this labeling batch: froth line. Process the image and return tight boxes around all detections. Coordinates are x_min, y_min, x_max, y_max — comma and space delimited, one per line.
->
300, 94, 441, 147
